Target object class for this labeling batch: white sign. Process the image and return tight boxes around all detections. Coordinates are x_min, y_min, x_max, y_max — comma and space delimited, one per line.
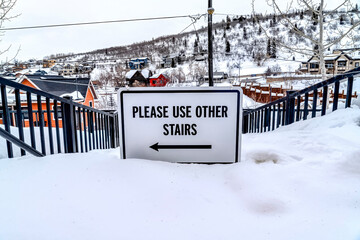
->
118, 87, 242, 163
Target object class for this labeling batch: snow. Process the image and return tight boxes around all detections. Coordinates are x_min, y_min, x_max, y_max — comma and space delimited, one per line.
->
0, 107, 359, 239
149, 73, 161, 79
60, 91, 84, 100
141, 69, 151, 78
125, 69, 137, 79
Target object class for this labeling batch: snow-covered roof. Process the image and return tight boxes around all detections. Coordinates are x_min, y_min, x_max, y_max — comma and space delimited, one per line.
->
125, 70, 137, 79
141, 69, 151, 78
150, 73, 161, 79
125, 69, 152, 79
150, 73, 169, 79
324, 55, 339, 60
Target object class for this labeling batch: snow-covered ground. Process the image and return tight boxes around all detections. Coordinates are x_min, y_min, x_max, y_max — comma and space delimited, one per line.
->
0, 107, 359, 240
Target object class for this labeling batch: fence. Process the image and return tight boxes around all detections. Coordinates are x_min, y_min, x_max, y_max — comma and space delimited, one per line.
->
242, 67, 360, 134
0, 77, 120, 158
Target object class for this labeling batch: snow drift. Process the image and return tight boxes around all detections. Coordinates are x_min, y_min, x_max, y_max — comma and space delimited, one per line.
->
0, 107, 359, 240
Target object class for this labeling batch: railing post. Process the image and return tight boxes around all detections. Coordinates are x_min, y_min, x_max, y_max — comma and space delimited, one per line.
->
63, 97, 76, 153
345, 76, 354, 108
286, 91, 296, 125
321, 85, 328, 116
1, 84, 13, 158
333, 81, 340, 111
242, 111, 249, 134
109, 115, 115, 148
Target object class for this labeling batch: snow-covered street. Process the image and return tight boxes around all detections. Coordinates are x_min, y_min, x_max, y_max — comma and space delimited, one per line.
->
0, 107, 359, 240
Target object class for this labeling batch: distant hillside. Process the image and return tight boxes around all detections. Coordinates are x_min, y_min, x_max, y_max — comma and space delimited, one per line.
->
46, 10, 360, 73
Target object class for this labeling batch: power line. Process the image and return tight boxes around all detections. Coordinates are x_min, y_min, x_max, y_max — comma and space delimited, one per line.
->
179, 14, 206, 34
0, 15, 196, 31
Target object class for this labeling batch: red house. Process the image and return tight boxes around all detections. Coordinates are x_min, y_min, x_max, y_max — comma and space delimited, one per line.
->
149, 73, 170, 87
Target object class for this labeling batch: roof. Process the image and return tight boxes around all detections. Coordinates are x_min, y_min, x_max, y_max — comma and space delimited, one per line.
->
309, 59, 319, 63
149, 73, 169, 79
308, 53, 353, 62
126, 69, 152, 79
23, 75, 90, 100
324, 54, 339, 60
141, 69, 151, 78
125, 70, 137, 79
130, 57, 149, 61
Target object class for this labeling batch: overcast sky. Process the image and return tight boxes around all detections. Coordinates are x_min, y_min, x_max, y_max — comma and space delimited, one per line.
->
0, 0, 342, 62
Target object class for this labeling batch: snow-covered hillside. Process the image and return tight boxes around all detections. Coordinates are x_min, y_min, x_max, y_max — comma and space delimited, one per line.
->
0, 107, 359, 240
50, 10, 360, 78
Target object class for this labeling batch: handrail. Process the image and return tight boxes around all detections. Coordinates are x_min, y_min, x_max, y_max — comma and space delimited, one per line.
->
0, 77, 114, 116
242, 67, 360, 134
0, 127, 44, 157
245, 67, 360, 113
0, 76, 120, 158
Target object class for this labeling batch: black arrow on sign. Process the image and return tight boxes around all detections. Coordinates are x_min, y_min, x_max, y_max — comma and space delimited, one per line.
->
150, 142, 212, 152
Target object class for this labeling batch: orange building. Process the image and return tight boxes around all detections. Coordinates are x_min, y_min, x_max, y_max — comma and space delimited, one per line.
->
4, 74, 98, 128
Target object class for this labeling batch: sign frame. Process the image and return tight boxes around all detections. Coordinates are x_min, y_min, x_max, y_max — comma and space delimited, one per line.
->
118, 87, 243, 164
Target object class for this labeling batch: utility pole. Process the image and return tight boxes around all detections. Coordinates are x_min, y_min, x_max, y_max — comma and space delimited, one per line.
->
208, 0, 214, 86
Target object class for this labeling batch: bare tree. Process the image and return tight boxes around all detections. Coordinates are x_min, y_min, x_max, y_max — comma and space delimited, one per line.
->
169, 67, 186, 83
95, 63, 126, 88
0, 0, 20, 62
252, 0, 360, 81
113, 63, 126, 87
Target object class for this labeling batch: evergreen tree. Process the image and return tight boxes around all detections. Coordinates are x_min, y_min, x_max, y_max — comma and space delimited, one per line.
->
194, 39, 198, 52
258, 26, 262, 35
184, 39, 187, 48
243, 27, 247, 40
271, 39, 277, 58
312, 9, 319, 25
267, 38, 271, 56
225, 40, 231, 53
314, 44, 319, 54
226, 15, 231, 30
300, 11, 304, 20
340, 15, 345, 25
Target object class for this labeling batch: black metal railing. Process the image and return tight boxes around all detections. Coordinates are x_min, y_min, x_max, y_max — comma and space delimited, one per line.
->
243, 67, 360, 134
0, 77, 119, 158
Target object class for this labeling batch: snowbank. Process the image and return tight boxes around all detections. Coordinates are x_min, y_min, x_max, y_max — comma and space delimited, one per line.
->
0, 108, 359, 240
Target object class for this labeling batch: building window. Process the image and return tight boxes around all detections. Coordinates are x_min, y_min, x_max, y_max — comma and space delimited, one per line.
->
325, 63, 334, 68
338, 61, 346, 67
355, 62, 359, 67
310, 63, 319, 69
